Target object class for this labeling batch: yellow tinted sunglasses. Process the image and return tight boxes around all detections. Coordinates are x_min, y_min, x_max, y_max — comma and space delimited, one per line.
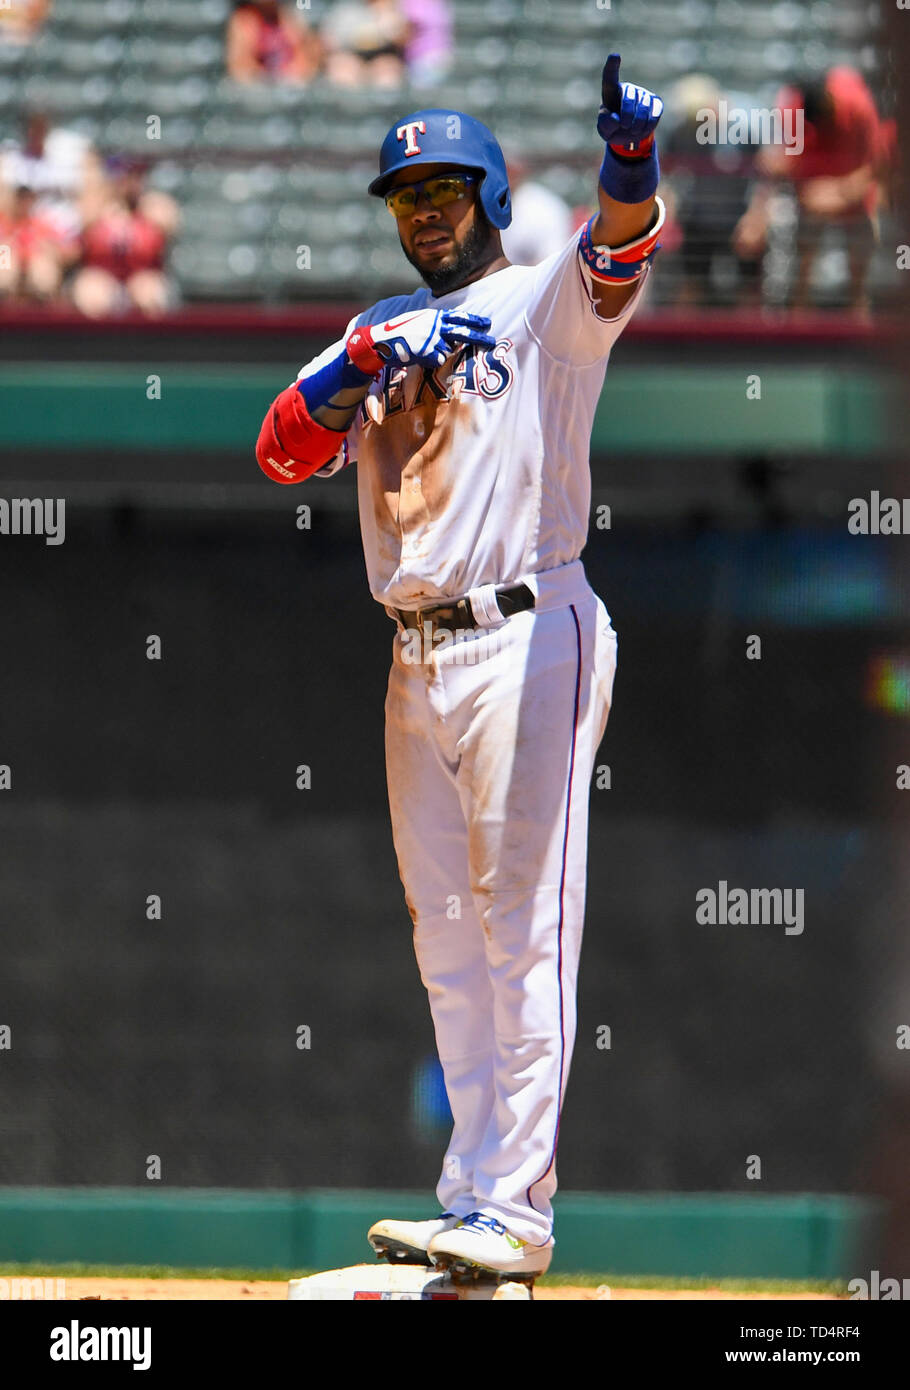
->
384, 173, 478, 218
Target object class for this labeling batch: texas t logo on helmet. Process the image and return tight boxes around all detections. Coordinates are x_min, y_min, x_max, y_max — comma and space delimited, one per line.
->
369, 108, 513, 230
396, 121, 427, 157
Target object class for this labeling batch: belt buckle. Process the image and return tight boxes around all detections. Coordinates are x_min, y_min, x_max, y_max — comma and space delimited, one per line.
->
410, 603, 442, 637
417, 601, 464, 635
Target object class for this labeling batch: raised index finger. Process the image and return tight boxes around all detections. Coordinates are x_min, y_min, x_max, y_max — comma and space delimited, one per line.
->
601, 52, 622, 109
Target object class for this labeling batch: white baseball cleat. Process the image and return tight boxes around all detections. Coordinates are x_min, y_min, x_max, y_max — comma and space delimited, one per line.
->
427, 1212, 553, 1278
368, 1212, 461, 1265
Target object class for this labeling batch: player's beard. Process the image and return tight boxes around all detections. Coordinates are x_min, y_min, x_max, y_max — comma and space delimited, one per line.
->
403, 207, 498, 296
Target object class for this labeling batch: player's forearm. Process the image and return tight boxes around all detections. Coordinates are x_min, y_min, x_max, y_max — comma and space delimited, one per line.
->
306, 381, 372, 432
586, 190, 663, 317
255, 343, 371, 485
591, 188, 657, 250
297, 345, 374, 430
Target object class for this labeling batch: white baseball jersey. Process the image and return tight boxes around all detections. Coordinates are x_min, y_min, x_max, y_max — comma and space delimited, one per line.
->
299, 229, 648, 612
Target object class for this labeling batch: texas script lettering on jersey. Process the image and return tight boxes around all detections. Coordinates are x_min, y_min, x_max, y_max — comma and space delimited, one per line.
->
358, 339, 515, 427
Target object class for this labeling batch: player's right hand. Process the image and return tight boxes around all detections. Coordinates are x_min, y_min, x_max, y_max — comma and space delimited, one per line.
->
346, 309, 496, 375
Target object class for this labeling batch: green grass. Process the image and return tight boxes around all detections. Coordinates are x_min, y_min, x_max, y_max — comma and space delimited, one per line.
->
0, 1261, 848, 1295
0, 1262, 306, 1281
537, 1272, 848, 1295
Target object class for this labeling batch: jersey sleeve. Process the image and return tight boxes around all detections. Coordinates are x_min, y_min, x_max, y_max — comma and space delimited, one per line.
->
524, 224, 649, 368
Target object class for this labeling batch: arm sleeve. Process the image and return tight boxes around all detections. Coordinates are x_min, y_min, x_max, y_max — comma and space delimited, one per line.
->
295, 314, 361, 476
524, 226, 649, 368
295, 314, 359, 388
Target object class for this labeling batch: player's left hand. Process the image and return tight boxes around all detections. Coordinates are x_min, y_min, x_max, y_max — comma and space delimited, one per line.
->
596, 53, 663, 154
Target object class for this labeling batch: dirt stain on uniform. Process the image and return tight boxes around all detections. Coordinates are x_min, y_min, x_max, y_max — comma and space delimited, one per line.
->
361, 373, 469, 568
410, 394, 468, 524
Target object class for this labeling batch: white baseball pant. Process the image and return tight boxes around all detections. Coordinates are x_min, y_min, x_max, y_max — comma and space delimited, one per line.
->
384, 560, 617, 1246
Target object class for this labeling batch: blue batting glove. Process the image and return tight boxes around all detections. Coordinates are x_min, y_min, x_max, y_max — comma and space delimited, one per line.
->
596, 53, 663, 202
596, 53, 663, 154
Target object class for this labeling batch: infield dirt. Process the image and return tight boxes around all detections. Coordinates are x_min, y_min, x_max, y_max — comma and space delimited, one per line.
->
56, 1277, 843, 1301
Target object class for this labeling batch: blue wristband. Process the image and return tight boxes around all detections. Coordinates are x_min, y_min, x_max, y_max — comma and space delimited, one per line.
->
297, 346, 374, 414
598, 143, 660, 204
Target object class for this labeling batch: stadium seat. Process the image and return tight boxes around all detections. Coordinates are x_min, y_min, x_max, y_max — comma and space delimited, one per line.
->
51, 0, 135, 35
10, 0, 883, 309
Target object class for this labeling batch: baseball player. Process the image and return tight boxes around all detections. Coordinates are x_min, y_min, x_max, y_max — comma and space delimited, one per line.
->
257, 54, 664, 1281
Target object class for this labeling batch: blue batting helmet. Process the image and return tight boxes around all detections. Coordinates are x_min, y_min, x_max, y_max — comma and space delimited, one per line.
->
368, 109, 512, 230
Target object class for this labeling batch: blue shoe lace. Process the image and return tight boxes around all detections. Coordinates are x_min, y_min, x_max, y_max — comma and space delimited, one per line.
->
458, 1211, 508, 1237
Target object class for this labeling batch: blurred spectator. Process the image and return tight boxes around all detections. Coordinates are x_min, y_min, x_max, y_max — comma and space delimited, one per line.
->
0, 110, 104, 246
876, 114, 899, 214
500, 154, 572, 266
323, 0, 408, 88
662, 75, 761, 308
734, 67, 888, 316
0, 0, 50, 47
0, 183, 76, 303
226, 0, 322, 84
400, 0, 452, 88
71, 158, 179, 318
